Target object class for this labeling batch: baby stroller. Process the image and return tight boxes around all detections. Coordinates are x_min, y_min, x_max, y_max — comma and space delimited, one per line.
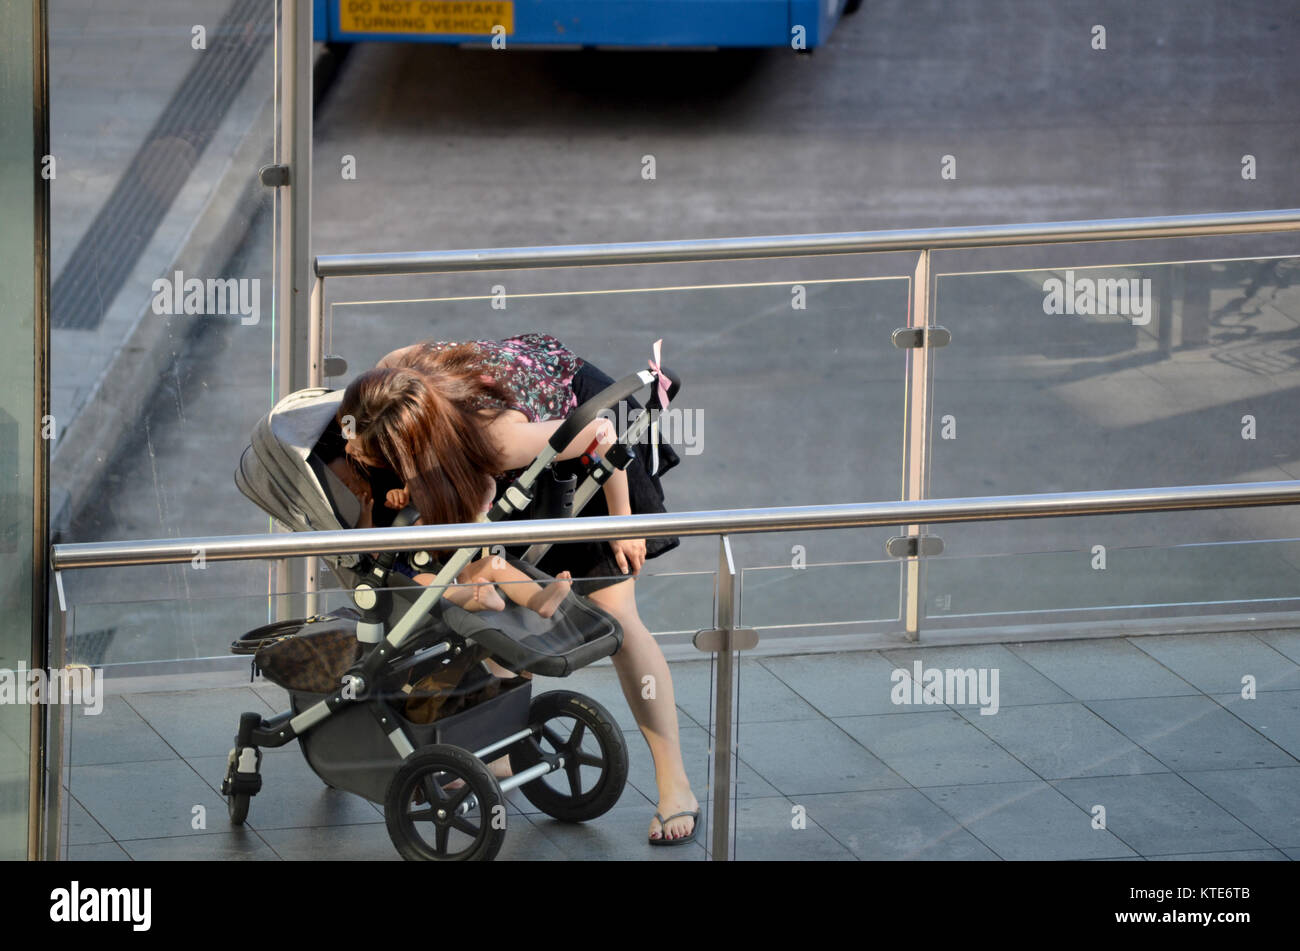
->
222, 363, 680, 861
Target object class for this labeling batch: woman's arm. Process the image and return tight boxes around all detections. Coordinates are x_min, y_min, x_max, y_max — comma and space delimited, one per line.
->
487, 415, 617, 470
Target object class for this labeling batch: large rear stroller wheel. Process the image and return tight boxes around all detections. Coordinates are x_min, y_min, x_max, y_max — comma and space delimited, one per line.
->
509, 690, 628, 822
384, 745, 506, 861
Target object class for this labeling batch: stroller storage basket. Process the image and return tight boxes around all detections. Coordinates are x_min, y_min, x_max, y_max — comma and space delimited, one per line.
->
289, 678, 532, 804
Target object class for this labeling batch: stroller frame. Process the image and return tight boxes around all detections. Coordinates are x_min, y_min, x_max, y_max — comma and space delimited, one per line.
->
222, 363, 680, 860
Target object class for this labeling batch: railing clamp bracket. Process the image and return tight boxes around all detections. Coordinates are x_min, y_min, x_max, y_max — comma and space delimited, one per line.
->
259, 164, 290, 187
887, 535, 944, 558
891, 326, 951, 349
692, 628, 759, 652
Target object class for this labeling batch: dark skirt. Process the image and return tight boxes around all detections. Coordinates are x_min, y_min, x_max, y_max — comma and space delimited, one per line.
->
501, 360, 681, 595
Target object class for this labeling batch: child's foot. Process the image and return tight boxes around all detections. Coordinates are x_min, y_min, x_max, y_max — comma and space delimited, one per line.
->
529, 571, 572, 619
473, 582, 506, 612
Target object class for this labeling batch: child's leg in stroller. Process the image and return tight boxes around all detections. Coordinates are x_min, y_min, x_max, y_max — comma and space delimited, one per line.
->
480, 559, 573, 619
413, 564, 507, 612
588, 579, 699, 843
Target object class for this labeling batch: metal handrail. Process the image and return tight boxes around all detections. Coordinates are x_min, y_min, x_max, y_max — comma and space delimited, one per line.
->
51, 480, 1300, 570
313, 209, 1300, 278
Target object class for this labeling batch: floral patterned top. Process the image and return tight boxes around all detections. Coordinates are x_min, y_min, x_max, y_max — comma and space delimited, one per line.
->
421, 332, 583, 423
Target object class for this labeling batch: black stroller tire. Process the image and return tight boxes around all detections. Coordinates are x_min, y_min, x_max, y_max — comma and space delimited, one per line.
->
227, 792, 250, 825
384, 745, 506, 862
509, 691, 628, 822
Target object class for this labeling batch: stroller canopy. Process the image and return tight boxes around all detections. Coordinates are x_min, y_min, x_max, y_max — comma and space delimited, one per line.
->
235, 387, 361, 569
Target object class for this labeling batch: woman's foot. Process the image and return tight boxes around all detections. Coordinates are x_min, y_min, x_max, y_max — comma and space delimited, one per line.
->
528, 570, 572, 619
649, 788, 700, 843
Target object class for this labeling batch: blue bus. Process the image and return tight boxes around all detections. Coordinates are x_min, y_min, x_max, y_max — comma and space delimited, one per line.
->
313, 0, 860, 50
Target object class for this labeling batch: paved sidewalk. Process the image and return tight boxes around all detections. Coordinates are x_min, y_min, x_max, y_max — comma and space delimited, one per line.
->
57, 630, 1300, 861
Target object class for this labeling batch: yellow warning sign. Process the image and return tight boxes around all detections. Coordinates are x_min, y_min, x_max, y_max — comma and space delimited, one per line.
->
339, 1, 514, 36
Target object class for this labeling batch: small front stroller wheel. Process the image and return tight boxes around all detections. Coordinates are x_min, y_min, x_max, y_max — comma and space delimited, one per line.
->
509, 690, 629, 822
227, 793, 250, 825
384, 745, 506, 862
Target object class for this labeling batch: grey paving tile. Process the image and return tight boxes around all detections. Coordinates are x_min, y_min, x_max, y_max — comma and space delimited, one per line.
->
0, 704, 30, 759
1147, 849, 1290, 861
921, 781, 1137, 860
503, 784, 561, 817
66, 842, 131, 861
624, 723, 779, 807
957, 703, 1168, 780
739, 719, 908, 797
120, 831, 278, 861
761, 651, 935, 717
528, 804, 707, 860
1131, 632, 1300, 694
258, 822, 402, 861
492, 813, 578, 861
1087, 696, 1295, 772
125, 687, 278, 759
1180, 767, 1300, 849
0, 729, 29, 779
671, 657, 822, 724
882, 644, 1074, 709
1284, 848, 1300, 861
800, 789, 1001, 860
1255, 630, 1300, 666
836, 711, 1039, 787
67, 696, 175, 766
1010, 638, 1198, 700
733, 795, 856, 860
189, 754, 386, 832
70, 759, 231, 842
1053, 774, 1270, 856
252, 682, 292, 711
1211, 689, 1300, 760
67, 793, 113, 846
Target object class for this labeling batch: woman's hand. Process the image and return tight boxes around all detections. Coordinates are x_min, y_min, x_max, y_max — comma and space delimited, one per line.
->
609, 537, 647, 576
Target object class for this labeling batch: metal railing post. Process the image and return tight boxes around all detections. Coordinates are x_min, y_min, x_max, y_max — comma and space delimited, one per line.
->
710, 537, 737, 860
42, 579, 66, 861
273, 0, 315, 618
901, 250, 932, 640
694, 536, 758, 860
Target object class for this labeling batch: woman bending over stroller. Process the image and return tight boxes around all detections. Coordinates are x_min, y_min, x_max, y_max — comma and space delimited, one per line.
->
335, 333, 701, 846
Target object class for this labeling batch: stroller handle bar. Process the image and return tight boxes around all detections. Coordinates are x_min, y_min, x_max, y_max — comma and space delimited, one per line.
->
546, 365, 681, 455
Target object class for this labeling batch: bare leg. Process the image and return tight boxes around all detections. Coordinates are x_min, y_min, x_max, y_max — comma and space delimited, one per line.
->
414, 571, 506, 612
524, 570, 572, 618
587, 578, 698, 842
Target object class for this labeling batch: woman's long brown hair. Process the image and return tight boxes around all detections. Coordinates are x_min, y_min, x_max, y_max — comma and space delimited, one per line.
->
337, 357, 516, 528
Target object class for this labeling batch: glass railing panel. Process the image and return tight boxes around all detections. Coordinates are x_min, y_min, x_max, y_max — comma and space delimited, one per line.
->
322, 259, 913, 638
928, 252, 1300, 626
923, 538, 1300, 624
50, 0, 280, 614
740, 557, 902, 632
731, 596, 1300, 860
323, 258, 911, 513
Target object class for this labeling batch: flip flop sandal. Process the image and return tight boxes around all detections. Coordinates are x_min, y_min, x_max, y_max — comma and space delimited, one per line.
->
648, 809, 701, 847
